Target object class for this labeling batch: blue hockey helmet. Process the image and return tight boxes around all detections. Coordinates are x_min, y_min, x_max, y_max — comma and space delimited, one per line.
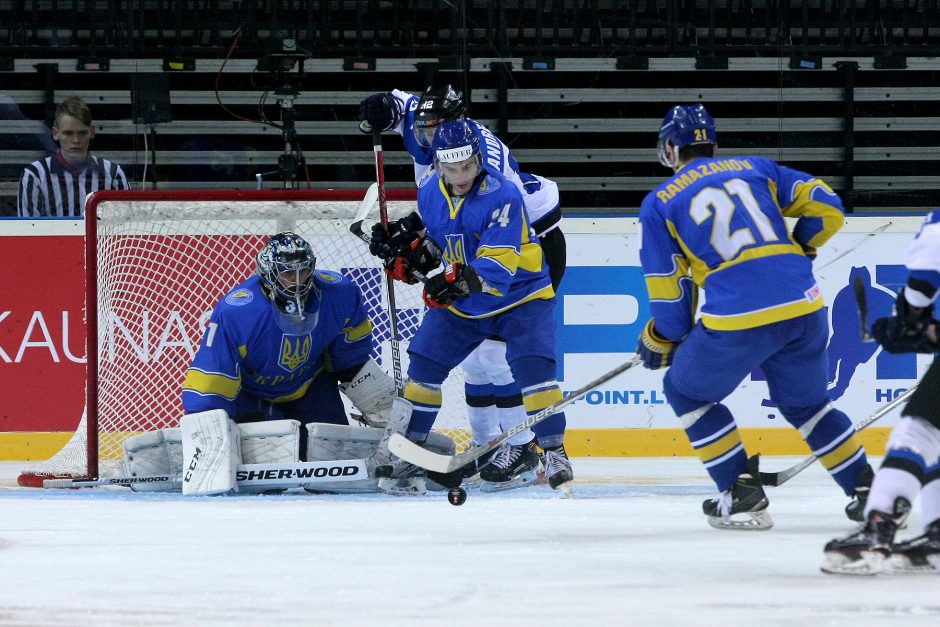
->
432, 120, 483, 192
255, 232, 320, 334
657, 103, 717, 169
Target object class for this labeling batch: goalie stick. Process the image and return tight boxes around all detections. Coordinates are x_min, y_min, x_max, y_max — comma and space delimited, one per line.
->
389, 356, 644, 474
756, 383, 918, 487
41, 458, 369, 490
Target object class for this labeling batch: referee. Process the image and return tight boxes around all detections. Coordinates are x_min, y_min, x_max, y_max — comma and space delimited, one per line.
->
17, 96, 129, 217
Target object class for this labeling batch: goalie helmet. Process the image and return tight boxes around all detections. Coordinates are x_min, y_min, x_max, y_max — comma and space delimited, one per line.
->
657, 103, 717, 169
413, 84, 468, 148
256, 232, 320, 335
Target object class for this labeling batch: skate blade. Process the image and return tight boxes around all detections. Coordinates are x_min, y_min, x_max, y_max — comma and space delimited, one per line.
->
884, 555, 940, 575
706, 509, 774, 531
820, 551, 884, 576
555, 482, 575, 498
378, 476, 427, 496
479, 470, 538, 493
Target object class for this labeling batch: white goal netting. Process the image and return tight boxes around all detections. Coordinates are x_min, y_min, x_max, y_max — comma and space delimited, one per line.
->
18, 189, 470, 484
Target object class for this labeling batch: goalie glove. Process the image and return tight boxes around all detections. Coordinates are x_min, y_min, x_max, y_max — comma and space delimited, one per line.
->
357, 92, 400, 133
871, 287, 940, 354
637, 319, 680, 369
423, 263, 483, 309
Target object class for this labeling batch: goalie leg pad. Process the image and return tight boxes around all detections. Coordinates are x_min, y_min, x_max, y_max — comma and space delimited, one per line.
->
239, 419, 301, 464
122, 427, 182, 492
305, 423, 456, 493
181, 410, 241, 496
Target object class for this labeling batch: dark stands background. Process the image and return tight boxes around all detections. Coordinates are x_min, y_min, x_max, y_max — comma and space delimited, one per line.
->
2, 0, 940, 216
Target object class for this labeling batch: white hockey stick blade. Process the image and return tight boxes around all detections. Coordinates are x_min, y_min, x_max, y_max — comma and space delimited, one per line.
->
758, 383, 919, 487
390, 356, 644, 473
42, 459, 369, 490
349, 182, 379, 237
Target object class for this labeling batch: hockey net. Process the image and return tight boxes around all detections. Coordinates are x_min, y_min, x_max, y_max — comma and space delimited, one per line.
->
17, 189, 471, 486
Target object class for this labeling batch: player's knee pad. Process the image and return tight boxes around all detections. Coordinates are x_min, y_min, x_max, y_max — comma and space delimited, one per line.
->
461, 340, 513, 385
508, 355, 556, 389
887, 416, 940, 467
122, 427, 183, 492
662, 373, 709, 417
407, 353, 451, 385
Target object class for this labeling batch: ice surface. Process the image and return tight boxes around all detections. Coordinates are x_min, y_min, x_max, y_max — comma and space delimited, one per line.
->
0, 457, 937, 627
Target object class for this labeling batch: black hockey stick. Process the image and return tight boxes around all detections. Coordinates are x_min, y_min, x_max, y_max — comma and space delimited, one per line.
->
371, 129, 406, 395
755, 383, 918, 487
854, 274, 875, 342
389, 356, 644, 474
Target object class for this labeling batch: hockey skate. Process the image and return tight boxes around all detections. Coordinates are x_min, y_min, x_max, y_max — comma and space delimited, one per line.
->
479, 440, 539, 493
702, 457, 772, 530
542, 445, 574, 495
821, 497, 911, 575
844, 464, 874, 522
886, 520, 940, 574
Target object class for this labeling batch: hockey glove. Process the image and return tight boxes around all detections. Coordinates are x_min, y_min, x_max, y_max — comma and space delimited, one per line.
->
871, 287, 940, 354
423, 263, 483, 309
637, 319, 680, 369
357, 92, 400, 133
369, 211, 426, 259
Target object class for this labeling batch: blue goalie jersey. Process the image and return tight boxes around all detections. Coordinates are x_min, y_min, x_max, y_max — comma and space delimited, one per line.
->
639, 155, 846, 340
417, 169, 554, 318
181, 271, 373, 415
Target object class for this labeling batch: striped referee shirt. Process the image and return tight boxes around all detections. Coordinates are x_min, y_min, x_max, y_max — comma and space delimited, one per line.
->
17, 151, 129, 217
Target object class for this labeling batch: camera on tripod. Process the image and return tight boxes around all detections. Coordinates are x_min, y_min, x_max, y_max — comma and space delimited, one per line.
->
254, 44, 309, 188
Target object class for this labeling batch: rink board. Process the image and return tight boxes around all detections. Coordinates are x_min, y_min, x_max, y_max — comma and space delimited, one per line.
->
0, 214, 927, 458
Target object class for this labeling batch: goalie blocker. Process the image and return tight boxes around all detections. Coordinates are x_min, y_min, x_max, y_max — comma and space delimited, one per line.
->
121, 409, 455, 495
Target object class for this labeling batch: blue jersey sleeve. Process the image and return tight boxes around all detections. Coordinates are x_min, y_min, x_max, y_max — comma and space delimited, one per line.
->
763, 157, 846, 250
323, 279, 374, 373
638, 193, 697, 340
181, 302, 244, 416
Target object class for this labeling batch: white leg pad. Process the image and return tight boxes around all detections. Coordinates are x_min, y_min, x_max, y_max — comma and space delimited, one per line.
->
181, 410, 241, 496
305, 423, 456, 492
122, 427, 183, 492
306, 424, 384, 493
239, 419, 301, 464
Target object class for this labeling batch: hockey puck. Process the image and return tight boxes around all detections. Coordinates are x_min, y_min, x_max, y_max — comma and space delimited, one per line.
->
447, 486, 467, 506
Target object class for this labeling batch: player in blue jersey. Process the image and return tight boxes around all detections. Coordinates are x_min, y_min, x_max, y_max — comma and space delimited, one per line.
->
181, 232, 397, 460
358, 85, 566, 489
637, 103, 874, 530
823, 212, 940, 575
365, 120, 573, 492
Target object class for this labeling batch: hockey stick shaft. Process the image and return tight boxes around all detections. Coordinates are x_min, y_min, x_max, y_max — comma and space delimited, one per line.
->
389, 356, 644, 473
373, 129, 405, 395
758, 383, 918, 487
42, 458, 369, 489
854, 274, 874, 342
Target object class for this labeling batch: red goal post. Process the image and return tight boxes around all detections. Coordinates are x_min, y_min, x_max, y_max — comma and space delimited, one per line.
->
17, 189, 471, 486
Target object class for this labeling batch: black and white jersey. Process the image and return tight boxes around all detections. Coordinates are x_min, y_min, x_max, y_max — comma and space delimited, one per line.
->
17, 151, 129, 217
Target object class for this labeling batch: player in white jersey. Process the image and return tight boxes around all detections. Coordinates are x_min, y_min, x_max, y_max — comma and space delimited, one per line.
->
358, 86, 567, 489
823, 212, 940, 575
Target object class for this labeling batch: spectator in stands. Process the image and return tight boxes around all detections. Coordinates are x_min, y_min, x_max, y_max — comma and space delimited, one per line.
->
17, 96, 128, 217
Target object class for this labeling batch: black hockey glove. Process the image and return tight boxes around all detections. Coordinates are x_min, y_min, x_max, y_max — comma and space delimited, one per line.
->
423, 263, 483, 309
357, 93, 399, 133
871, 287, 940, 354
637, 319, 680, 369
369, 212, 424, 258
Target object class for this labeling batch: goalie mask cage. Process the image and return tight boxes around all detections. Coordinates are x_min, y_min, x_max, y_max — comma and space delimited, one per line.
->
17, 189, 471, 486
